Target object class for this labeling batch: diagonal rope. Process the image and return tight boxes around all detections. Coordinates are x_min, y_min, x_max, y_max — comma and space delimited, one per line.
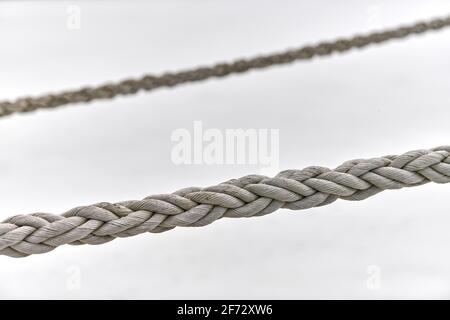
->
1, 15, 450, 118
1, 146, 449, 258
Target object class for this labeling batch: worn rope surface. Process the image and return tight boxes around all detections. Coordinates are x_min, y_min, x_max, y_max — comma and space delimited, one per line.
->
1, 146, 449, 257
1, 15, 450, 118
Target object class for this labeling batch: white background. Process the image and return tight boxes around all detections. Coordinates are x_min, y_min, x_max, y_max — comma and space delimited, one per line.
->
1, 0, 450, 299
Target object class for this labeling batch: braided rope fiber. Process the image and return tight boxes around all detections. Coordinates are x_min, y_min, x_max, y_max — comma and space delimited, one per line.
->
1, 146, 449, 258
1, 15, 450, 118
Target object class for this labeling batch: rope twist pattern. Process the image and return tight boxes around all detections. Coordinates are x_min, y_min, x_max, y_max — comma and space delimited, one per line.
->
1, 146, 449, 257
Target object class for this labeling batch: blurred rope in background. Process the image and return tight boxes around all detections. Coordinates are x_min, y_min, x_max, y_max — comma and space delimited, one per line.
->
1, 15, 450, 118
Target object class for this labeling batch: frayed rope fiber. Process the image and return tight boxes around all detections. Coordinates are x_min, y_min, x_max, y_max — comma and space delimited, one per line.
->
1, 146, 449, 257
1, 15, 450, 118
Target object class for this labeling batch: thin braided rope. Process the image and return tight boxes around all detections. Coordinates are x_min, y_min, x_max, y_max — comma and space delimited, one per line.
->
1, 15, 450, 118
1, 146, 449, 258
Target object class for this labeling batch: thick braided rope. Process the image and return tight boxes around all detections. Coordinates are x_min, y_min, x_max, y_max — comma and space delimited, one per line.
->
1, 15, 450, 118
1, 146, 449, 258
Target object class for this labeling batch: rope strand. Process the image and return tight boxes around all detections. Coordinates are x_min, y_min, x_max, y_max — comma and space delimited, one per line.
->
1, 146, 449, 257
1, 15, 450, 118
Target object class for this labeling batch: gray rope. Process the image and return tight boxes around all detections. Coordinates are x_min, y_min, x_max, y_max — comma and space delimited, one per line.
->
1, 146, 449, 258
1, 15, 450, 118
